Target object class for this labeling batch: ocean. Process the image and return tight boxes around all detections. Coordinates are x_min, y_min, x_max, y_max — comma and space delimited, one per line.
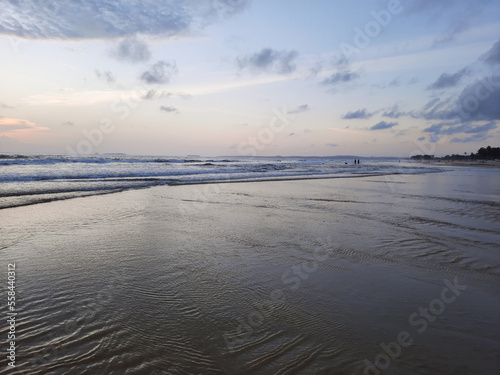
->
1, 156, 499, 374
0, 154, 439, 210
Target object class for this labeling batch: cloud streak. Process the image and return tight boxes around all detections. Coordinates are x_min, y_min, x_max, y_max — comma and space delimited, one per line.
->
0, 1, 252, 39
288, 104, 310, 114
450, 133, 490, 143
237, 48, 298, 75
370, 121, 398, 130
160, 106, 178, 113
427, 68, 469, 90
342, 108, 374, 119
420, 76, 500, 122
95, 69, 116, 83
425, 121, 497, 135
433, 19, 469, 46
0, 118, 49, 133
382, 104, 408, 119
482, 38, 500, 65
0, 102, 15, 109
321, 70, 360, 85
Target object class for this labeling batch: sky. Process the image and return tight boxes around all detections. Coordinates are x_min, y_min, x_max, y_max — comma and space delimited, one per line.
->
0, 0, 499, 157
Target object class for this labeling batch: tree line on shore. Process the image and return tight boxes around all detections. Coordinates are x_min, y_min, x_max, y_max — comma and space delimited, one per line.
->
411, 146, 500, 161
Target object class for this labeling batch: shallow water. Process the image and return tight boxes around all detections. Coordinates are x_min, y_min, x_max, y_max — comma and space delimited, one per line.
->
1, 167, 499, 374
0, 154, 440, 210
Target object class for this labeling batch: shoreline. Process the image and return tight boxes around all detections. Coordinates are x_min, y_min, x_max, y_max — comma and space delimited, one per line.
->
0, 170, 442, 211
414, 160, 500, 168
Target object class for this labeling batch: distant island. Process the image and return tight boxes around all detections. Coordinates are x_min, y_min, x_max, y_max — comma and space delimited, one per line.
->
411, 146, 500, 161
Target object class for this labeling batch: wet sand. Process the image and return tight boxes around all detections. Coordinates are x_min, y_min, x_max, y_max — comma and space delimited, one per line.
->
1, 168, 499, 374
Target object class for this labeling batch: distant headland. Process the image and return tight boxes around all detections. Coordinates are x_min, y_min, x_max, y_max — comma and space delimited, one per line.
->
411, 146, 500, 162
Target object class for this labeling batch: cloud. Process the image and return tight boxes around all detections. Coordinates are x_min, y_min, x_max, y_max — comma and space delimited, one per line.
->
396, 129, 408, 136
237, 48, 298, 75
210, 0, 251, 17
423, 121, 497, 136
370, 121, 398, 130
303, 129, 312, 133
433, 19, 469, 46
342, 108, 374, 120
403, 1, 491, 48
141, 60, 178, 84
427, 68, 469, 90
450, 133, 490, 143
142, 89, 190, 100
111, 37, 151, 63
321, 70, 360, 85
422, 122, 447, 134
326, 143, 338, 147
0, 1, 252, 39
418, 42, 500, 121
418, 97, 456, 121
405, 0, 489, 19
382, 105, 408, 119
160, 106, 178, 113
308, 62, 324, 77
0, 101, 14, 109
333, 55, 350, 68
288, 104, 309, 114
420, 117, 497, 146
0, 118, 49, 133
95, 69, 116, 83
0, 123, 32, 131
482, 38, 500, 66
459, 122, 497, 134
417, 137, 425, 141
389, 77, 401, 87
62, 121, 74, 126
408, 77, 419, 84
23, 89, 129, 106
143, 89, 173, 100
456, 76, 500, 121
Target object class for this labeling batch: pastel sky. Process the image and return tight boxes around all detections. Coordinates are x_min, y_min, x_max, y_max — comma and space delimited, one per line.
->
0, 0, 499, 157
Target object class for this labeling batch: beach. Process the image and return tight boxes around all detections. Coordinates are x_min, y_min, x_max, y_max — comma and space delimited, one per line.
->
1, 167, 499, 374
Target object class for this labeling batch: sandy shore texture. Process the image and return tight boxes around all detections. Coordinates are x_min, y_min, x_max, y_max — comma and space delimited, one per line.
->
1, 168, 499, 374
